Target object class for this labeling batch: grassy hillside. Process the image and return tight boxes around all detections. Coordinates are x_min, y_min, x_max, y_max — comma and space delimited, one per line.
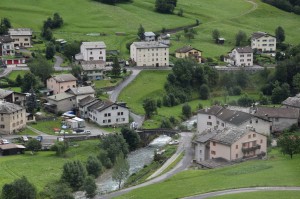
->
117, 149, 300, 199
211, 191, 300, 199
1, 0, 300, 58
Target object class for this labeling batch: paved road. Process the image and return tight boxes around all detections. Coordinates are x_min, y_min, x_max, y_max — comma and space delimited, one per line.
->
54, 55, 71, 71
97, 132, 194, 199
183, 187, 300, 199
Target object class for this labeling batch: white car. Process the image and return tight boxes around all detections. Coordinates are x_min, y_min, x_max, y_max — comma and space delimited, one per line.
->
1, 139, 9, 144
22, 136, 29, 142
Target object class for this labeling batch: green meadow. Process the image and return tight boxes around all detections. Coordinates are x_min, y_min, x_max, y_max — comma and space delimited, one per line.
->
211, 191, 300, 199
1, 0, 300, 58
117, 149, 300, 199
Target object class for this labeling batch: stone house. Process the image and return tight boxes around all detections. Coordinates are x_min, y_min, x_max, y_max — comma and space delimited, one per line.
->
0, 35, 15, 56
46, 74, 77, 94
175, 46, 202, 63
144, 32, 156, 42
224, 46, 253, 67
130, 42, 169, 67
8, 28, 32, 48
282, 94, 300, 114
0, 89, 26, 106
0, 101, 26, 134
251, 32, 276, 53
75, 41, 106, 62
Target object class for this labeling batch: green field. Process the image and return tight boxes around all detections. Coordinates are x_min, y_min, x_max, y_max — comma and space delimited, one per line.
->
211, 191, 300, 199
7, 71, 28, 81
117, 149, 300, 199
1, 0, 300, 58
0, 140, 100, 191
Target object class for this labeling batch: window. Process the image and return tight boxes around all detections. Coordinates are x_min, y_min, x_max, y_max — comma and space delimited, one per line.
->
247, 59, 251, 61
247, 54, 251, 57
69, 99, 72, 101
250, 120, 252, 124
236, 154, 238, 158
236, 145, 238, 149
100, 51, 102, 54
256, 119, 258, 123
240, 59, 244, 62
260, 139, 263, 144
253, 134, 256, 138
207, 122, 212, 126
104, 113, 108, 117
275, 118, 279, 122
217, 121, 219, 125
212, 142, 216, 146
108, 113, 111, 116
240, 55, 244, 57
208, 116, 211, 119
221, 123, 224, 127
61, 86, 64, 89
108, 119, 111, 123
0, 125, 4, 128
248, 135, 251, 139
90, 52, 93, 55
200, 150, 202, 154
243, 143, 247, 147
103, 120, 106, 123
1, 117, 3, 121
211, 151, 216, 155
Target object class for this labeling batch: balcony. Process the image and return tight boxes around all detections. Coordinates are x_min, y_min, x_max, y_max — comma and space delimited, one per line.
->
242, 144, 261, 153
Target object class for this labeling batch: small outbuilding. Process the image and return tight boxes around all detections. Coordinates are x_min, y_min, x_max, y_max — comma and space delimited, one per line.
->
0, 144, 26, 156
217, 38, 225, 45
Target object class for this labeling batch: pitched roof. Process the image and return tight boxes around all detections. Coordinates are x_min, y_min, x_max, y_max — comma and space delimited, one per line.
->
47, 93, 74, 101
0, 144, 26, 150
175, 46, 202, 53
198, 105, 224, 115
8, 28, 32, 36
87, 100, 103, 111
144, 32, 155, 37
0, 101, 24, 114
0, 89, 13, 98
234, 46, 253, 53
210, 128, 248, 145
66, 86, 95, 96
81, 41, 106, 49
96, 100, 114, 112
78, 96, 98, 107
51, 74, 77, 82
132, 42, 168, 49
194, 129, 218, 143
80, 60, 106, 71
217, 109, 252, 126
251, 31, 275, 39
0, 35, 13, 44
254, 107, 299, 119
282, 94, 300, 108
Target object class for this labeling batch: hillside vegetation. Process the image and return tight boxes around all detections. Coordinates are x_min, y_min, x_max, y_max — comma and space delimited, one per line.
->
1, 0, 300, 58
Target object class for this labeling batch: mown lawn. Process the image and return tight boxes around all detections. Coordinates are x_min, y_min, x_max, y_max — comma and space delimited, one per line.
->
28, 118, 63, 135
7, 70, 28, 81
0, 0, 299, 58
211, 191, 300, 199
0, 140, 100, 191
117, 149, 300, 199
16, 127, 38, 136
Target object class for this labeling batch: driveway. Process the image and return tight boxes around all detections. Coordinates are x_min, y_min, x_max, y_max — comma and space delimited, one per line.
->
54, 55, 71, 71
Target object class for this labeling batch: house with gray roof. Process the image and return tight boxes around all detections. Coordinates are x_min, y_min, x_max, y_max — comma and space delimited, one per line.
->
0, 101, 26, 134
144, 32, 156, 42
282, 94, 300, 111
75, 41, 106, 62
8, 28, 32, 48
79, 60, 110, 80
175, 45, 203, 63
130, 41, 169, 67
253, 106, 299, 132
78, 96, 99, 119
46, 74, 77, 94
224, 46, 253, 67
0, 35, 15, 56
193, 129, 218, 162
251, 31, 276, 53
197, 105, 271, 136
0, 89, 26, 106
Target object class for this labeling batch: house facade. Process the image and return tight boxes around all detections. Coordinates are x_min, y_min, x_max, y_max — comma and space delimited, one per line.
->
75, 41, 106, 61
65, 86, 95, 104
46, 74, 77, 94
0, 36, 15, 57
282, 94, 300, 114
251, 32, 276, 53
0, 89, 26, 106
45, 93, 76, 113
80, 60, 110, 80
144, 32, 156, 42
224, 46, 253, 67
253, 107, 299, 133
8, 28, 32, 48
209, 128, 267, 161
0, 101, 26, 134
78, 96, 98, 119
197, 105, 271, 136
175, 46, 202, 63
130, 42, 169, 67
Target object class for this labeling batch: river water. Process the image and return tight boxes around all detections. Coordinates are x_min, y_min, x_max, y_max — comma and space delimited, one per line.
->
75, 135, 172, 198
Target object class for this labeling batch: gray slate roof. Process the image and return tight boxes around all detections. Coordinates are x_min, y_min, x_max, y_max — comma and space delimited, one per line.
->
87, 100, 103, 111
132, 42, 168, 49
0, 89, 13, 98
194, 129, 218, 143
47, 93, 74, 101
51, 74, 77, 82
251, 31, 275, 39
66, 86, 95, 96
81, 42, 106, 49
0, 101, 24, 114
254, 107, 299, 119
0, 35, 13, 44
175, 46, 202, 53
144, 32, 155, 37
8, 28, 32, 36
282, 94, 300, 108
235, 46, 253, 53
78, 96, 97, 107
198, 105, 224, 115
80, 60, 106, 71
210, 128, 248, 145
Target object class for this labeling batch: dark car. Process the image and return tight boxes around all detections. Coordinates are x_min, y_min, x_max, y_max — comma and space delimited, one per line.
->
74, 128, 84, 133
36, 136, 43, 142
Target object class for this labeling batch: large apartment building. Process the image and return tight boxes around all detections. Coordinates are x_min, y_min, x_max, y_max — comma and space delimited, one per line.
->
130, 42, 169, 67
251, 32, 276, 53
75, 41, 106, 61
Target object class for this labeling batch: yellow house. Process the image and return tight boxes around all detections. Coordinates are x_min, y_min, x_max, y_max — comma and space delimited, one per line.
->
175, 46, 203, 63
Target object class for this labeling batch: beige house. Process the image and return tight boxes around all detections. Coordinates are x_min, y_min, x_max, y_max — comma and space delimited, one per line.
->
175, 46, 202, 63
0, 36, 15, 56
251, 32, 276, 53
46, 74, 77, 94
75, 41, 106, 61
8, 28, 32, 48
209, 128, 267, 161
253, 107, 299, 133
224, 46, 253, 67
79, 60, 110, 80
0, 101, 26, 134
130, 42, 169, 67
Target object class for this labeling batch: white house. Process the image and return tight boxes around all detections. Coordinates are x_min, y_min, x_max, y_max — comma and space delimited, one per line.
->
224, 46, 253, 67
75, 41, 106, 61
197, 105, 271, 136
0, 36, 15, 57
78, 96, 99, 119
251, 32, 276, 53
8, 28, 32, 48
144, 32, 156, 42
253, 106, 299, 133
87, 100, 129, 126
79, 60, 110, 80
130, 42, 169, 67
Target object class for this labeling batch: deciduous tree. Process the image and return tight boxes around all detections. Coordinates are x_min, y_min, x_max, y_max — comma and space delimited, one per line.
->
137, 24, 145, 40
86, 156, 102, 177
277, 133, 300, 159
275, 26, 285, 43
1, 176, 36, 199
212, 29, 220, 43
26, 138, 41, 154
61, 160, 87, 191
83, 176, 97, 198
235, 30, 247, 46
121, 127, 141, 151
112, 153, 129, 189
143, 98, 157, 118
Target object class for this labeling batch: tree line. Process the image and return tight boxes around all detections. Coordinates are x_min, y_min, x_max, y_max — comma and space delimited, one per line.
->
262, 0, 300, 15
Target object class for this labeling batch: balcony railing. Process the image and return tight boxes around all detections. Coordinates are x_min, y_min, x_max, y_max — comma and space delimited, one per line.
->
242, 144, 261, 153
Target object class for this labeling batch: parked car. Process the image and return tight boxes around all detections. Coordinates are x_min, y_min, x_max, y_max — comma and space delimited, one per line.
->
169, 140, 179, 145
0, 139, 9, 144
84, 130, 91, 134
57, 137, 64, 142
36, 136, 43, 142
74, 128, 84, 133
21, 136, 29, 142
